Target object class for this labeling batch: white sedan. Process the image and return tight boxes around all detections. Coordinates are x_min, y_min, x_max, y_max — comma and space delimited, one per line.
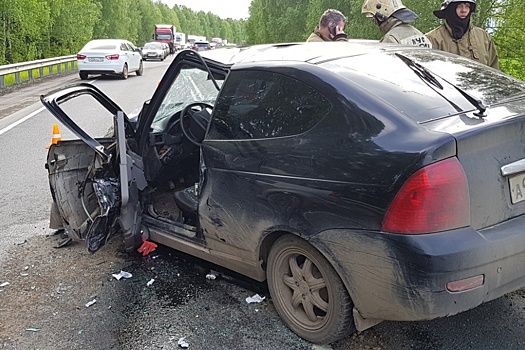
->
76, 39, 144, 80
142, 42, 168, 61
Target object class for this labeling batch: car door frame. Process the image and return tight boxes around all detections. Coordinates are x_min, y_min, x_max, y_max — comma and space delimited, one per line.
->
41, 83, 147, 251
132, 50, 228, 180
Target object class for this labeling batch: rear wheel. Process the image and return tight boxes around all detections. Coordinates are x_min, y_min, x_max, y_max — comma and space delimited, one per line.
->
136, 61, 144, 76
120, 64, 128, 79
79, 72, 88, 80
267, 235, 356, 344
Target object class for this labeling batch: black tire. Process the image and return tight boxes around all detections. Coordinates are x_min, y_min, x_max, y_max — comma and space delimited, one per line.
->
267, 235, 356, 344
136, 61, 143, 76
120, 63, 128, 79
79, 72, 88, 80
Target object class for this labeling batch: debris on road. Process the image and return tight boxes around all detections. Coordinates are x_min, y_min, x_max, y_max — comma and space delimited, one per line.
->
205, 273, 216, 280
112, 270, 133, 280
137, 237, 158, 256
85, 299, 97, 307
146, 278, 155, 286
25, 328, 41, 332
177, 337, 189, 348
246, 294, 265, 304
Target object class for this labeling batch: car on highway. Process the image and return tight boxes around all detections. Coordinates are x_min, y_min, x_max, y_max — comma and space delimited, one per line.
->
76, 39, 144, 80
41, 42, 525, 344
191, 41, 212, 51
142, 42, 168, 61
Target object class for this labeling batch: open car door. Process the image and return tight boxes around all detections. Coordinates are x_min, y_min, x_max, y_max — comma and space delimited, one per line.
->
41, 83, 147, 252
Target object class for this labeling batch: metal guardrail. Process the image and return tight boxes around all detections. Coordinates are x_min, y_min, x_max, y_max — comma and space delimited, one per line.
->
0, 55, 77, 89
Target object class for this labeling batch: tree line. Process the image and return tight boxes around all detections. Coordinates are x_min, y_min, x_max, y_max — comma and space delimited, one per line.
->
1, 0, 523, 80
0, 0, 246, 65
245, 0, 525, 80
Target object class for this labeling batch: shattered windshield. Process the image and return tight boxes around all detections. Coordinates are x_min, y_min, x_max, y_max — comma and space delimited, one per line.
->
150, 65, 222, 132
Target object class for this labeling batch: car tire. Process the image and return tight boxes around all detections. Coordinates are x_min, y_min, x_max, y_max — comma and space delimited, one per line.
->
136, 61, 143, 76
79, 72, 88, 80
120, 64, 128, 79
267, 234, 356, 344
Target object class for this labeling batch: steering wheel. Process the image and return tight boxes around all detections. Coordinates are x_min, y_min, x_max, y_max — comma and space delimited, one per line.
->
179, 102, 214, 146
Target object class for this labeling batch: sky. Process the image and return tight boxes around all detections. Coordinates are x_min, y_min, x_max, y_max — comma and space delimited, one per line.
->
160, 0, 252, 20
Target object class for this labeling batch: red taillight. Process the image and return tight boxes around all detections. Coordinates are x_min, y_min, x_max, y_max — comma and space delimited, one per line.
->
382, 157, 470, 234
105, 54, 119, 60
77, 54, 86, 60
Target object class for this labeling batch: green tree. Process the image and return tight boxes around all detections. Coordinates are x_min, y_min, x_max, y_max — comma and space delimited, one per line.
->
0, 0, 51, 63
494, 0, 525, 80
47, 0, 100, 56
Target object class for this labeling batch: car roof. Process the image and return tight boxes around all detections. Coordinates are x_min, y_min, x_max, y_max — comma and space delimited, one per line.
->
197, 40, 403, 65
86, 39, 129, 45
82, 39, 131, 50
191, 40, 525, 124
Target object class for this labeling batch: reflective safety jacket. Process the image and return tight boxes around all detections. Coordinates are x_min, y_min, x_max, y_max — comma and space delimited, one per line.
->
426, 22, 499, 69
379, 18, 432, 48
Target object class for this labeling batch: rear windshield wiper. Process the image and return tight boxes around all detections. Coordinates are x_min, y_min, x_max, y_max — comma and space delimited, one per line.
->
395, 53, 486, 118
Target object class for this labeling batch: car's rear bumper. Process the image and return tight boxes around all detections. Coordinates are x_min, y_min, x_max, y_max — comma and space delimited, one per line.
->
77, 61, 123, 75
312, 214, 525, 322
144, 53, 163, 59
79, 70, 121, 75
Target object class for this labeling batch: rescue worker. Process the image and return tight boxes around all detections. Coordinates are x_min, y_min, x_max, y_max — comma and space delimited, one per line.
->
426, 0, 499, 69
306, 9, 348, 42
362, 0, 432, 48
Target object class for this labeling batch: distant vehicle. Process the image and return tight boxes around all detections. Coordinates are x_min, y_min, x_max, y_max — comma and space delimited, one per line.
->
175, 33, 186, 51
76, 39, 143, 80
154, 24, 176, 54
191, 41, 211, 51
142, 42, 168, 61
161, 43, 170, 57
187, 34, 206, 47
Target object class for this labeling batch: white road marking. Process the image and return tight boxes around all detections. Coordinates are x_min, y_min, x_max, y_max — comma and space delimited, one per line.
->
0, 106, 45, 136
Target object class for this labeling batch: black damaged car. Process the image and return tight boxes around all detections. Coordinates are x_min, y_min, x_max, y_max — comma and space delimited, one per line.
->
41, 42, 525, 344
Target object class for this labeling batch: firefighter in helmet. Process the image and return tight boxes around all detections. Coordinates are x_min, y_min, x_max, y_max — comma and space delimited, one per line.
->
426, 0, 499, 69
361, 0, 432, 47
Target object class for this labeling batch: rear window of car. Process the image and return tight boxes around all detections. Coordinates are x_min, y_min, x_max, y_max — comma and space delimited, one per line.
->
326, 51, 525, 123
144, 43, 163, 49
84, 44, 118, 50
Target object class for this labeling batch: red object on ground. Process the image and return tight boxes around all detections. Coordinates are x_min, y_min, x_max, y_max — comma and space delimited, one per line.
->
137, 237, 158, 256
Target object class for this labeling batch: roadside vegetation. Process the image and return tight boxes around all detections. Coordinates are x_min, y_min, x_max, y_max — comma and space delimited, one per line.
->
0, 0, 245, 65
0, 0, 523, 80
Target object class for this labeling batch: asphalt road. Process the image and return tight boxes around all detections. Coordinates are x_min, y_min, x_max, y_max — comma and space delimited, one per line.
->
1, 56, 525, 349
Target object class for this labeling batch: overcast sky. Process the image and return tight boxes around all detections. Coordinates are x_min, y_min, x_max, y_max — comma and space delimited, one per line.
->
160, 0, 251, 20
